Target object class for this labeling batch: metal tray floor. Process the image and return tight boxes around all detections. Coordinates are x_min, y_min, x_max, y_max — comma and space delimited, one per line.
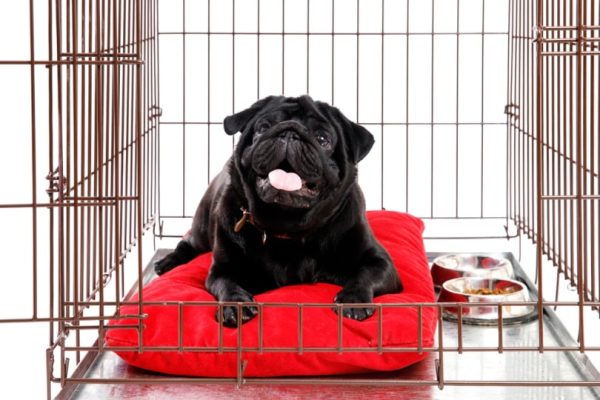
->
57, 251, 600, 399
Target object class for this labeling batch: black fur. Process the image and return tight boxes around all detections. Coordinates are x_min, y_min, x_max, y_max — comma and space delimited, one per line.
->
155, 95, 403, 327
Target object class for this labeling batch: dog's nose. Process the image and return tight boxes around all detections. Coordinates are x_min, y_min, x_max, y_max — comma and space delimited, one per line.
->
279, 130, 301, 141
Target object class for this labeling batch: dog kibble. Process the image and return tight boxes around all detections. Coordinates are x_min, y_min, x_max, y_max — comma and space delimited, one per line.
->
464, 287, 516, 295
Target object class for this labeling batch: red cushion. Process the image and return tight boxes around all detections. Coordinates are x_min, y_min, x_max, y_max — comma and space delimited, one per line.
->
106, 211, 437, 377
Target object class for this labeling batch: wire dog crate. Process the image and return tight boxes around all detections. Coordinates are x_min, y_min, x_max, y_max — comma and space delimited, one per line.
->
0, 0, 599, 398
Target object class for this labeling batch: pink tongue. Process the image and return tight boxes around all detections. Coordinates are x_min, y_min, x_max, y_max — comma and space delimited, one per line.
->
268, 169, 302, 191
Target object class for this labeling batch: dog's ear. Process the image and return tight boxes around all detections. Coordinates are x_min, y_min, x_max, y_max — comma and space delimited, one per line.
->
326, 105, 374, 163
223, 96, 279, 135
345, 121, 375, 163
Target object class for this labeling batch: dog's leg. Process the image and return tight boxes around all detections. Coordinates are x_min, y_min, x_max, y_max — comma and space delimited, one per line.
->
206, 266, 258, 328
154, 240, 203, 275
334, 247, 402, 321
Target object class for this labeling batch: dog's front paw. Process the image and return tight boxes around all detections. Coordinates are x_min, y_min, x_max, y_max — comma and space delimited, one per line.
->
334, 288, 375, 321
154, 253, 181, 275
216, 292, 259, 328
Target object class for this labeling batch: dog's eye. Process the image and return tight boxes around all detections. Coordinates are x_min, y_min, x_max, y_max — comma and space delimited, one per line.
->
256, 122, 271, 134
316, 133, 330, 147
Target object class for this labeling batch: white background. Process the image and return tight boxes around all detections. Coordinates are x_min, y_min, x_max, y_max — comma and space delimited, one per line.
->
0, 0, 598, 399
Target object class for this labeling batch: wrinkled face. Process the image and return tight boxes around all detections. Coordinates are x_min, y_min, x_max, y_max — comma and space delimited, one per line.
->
224, 96, 374, 213
242, 107, 340, 209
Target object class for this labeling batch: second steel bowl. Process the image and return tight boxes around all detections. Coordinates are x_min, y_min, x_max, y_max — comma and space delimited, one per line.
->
431, 254, 515, 287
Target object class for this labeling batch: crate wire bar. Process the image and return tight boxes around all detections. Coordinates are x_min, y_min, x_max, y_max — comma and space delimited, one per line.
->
0, 0, 598, 398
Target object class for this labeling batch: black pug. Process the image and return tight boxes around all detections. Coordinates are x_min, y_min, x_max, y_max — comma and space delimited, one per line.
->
155, 95, 402, 327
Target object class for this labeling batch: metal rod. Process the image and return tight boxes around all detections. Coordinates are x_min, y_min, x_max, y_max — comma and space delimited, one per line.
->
298, 304, 304, 355
535, 0, 546, 353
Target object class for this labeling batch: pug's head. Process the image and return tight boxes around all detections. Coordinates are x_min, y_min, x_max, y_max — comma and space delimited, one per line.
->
223, 95, 374, 233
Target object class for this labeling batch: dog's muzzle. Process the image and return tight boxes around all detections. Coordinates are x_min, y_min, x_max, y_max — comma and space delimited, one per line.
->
251, 121, 323, 181
249, 120, 327, 208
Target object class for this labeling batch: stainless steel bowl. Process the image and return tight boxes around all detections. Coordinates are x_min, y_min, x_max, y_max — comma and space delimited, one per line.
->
431, 254, 514, 287
438, 277, 536, 325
